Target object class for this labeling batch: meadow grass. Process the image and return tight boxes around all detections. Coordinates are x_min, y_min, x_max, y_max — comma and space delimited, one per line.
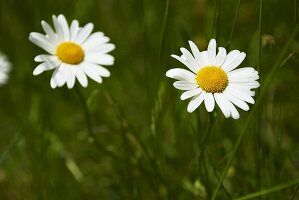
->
0, 0, 299, 199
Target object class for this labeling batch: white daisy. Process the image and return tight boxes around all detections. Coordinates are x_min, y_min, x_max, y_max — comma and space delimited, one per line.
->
166, 39, 259, 119
29, 14, 115, 89
0, 52, 12, 86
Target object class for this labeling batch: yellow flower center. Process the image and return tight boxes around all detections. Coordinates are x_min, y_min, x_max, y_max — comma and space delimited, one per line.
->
56, 42, 85, 65
196, 66, 228, 93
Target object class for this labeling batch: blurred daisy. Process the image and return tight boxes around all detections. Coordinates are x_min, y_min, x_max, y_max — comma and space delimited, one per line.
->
166, 39, 259, 119
0, 52, 12, 86
29, 14, 115, 89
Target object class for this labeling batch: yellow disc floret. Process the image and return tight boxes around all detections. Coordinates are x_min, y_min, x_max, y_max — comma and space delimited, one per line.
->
196, 66, 228, 93
56, 42, 85, 65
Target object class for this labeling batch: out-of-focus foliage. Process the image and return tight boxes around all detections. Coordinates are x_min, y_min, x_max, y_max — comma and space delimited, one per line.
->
0, 0, 298, 199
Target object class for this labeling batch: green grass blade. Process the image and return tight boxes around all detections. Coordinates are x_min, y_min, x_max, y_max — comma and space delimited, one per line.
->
226, 0, 242, 49
234, 178, 299, 200
256, 0, 263, 194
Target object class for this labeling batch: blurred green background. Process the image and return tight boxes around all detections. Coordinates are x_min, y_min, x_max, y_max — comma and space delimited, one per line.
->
0, 0, 299, 199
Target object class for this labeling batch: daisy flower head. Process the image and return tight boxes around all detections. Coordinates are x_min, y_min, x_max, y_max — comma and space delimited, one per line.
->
166, 39, 259, 119
29, 14, 115, 89
0, 52, 12, 86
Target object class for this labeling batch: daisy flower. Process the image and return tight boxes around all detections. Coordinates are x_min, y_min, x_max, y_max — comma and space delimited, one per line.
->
166, 39, 259, 119
29, 14, 115, 89
0, 52, 12, 86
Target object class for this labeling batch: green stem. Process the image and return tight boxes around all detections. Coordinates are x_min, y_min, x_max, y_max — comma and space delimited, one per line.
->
198, 113, 214, 164
75, 86, 116, 158
226, 0, 242, 50
206, 151, 232, 200
210, 0, 221, 39
197, 113, 214, 198
234, 178, 299, 200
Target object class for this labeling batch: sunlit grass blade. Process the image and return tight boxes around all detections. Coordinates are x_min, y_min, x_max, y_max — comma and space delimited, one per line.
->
235, 178, 299, 200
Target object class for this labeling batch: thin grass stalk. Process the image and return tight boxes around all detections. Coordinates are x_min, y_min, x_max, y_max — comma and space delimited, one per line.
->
210, 0, 220, 39
256, 0, 263, 195
226, 0, 242, 50
295, 0, 298, 24
206, 151, 232, 200
235, 178, 299, 200
157, 0, 170, 66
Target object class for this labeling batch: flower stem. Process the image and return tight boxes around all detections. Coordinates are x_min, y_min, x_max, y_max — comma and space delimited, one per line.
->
75, 86, 116, 158
198, 113, 214, 164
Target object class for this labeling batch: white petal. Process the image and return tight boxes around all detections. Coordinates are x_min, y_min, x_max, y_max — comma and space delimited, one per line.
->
57, 65, 68, 87
70, 20, 79, 41
214, 93, 230, 118
229, 73, 259, 82
222, 52, 246, 72
84, 43, 115, 54
173, 81, 198, 90
204, 93, 215, 112
50, 68, 59, 88
66, 67, 76, 89
75, 23, 94, 44
221, 94, 240, 119
208, 39, 216, 65
33, 62, 59, 75
58, 14, 70, 41
200, 51, 209, 66
41, 20, 58, 44
171, 54, 198, 74
228, 67, 258, 77
34, 55, 58, 62
29, 32, 56, 54
94, 65, 110, 77
166, 68, 196, 82
85, 54, 114, 65
81, 63, 103, 84
180, 88, 202, 100
180, 48, 200, 73
52, 15, 63, 42
82, 32, 107, 49
188, 41, 205, 68
221, 50, 240, 70
230, 84, 256, 96
226, 85, 255, 104
187, 91, 206, 113
223, 89, 249, 111
51, 65, 67, 87
234, 81, 260, 88
215, 47, 227, 67
81, 62, 110, 77
74, 67, 88, 87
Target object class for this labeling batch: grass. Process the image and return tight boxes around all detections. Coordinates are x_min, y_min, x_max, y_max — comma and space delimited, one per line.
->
1, 0, 299, 199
